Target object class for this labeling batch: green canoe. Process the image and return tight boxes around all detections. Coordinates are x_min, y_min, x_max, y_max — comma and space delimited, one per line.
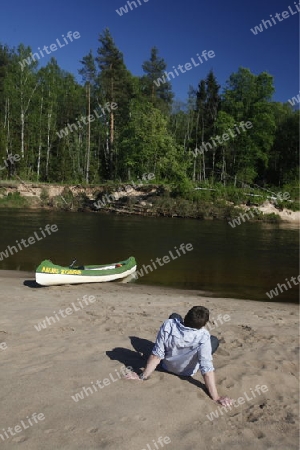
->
35, 256, 137, 286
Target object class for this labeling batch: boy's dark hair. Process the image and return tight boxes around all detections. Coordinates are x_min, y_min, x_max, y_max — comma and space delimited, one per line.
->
184, 306, 209, 329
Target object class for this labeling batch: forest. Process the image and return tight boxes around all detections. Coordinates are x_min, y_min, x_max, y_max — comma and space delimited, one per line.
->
0, 28, 299, 198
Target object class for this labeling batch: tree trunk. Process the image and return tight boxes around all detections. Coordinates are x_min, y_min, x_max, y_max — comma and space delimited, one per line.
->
4, 98, 10, 156
86, 83, 91, 183
221, 147, 226, 185
201, 116, 206, 181
4, 98, 12, 177
212, 150, 215, 183
109, 68, 114, 179
37, 94, 44, 180
192, 158, 196, 181
46, 112, 52, 179
20, 111, 25, 159
20, 74, 39, 160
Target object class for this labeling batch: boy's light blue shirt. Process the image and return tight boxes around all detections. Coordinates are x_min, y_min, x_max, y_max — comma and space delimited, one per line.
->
152, 318, 214, 376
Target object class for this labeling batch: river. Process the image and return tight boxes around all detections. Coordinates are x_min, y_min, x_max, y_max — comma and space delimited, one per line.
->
0, 209, 298, 303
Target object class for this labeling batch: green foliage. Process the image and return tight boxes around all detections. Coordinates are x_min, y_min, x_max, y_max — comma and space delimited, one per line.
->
282, 181, 299, 201
141, 47, 174, 114
275, 182, 299, 211
171, 178, 195, 197
0, 36, 297, 198
51, 187, 89, 211
221, 68, 277, 183
275, 199, 299, 212
40, 187, 49, 203
152, 189, 241, 220
261, 213, 281, 223
118, 99, 186, 182
0, 191, 29, 207
268, 110, 299, 186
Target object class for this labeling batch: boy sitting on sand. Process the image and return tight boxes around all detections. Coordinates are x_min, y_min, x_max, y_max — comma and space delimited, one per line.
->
126, 306, 233, 407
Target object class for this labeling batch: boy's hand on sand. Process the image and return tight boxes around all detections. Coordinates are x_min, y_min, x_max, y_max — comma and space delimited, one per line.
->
124, 371, 141, 380
216, 396, 233, 406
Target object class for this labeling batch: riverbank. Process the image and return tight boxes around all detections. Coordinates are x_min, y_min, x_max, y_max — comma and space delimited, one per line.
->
0, 180, 299, 223
0, 272, 298, 450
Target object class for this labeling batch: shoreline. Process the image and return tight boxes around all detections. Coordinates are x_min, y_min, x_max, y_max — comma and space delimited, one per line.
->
0, 269, 298, 305
0, 181, 299, 223
1, 269, 299, 305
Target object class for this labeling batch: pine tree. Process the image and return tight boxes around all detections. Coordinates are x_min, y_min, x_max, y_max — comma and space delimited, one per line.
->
96, 28, 133, 180
79, 50, 97, 183
195, 79, 207, 181
141, 47, 173, 114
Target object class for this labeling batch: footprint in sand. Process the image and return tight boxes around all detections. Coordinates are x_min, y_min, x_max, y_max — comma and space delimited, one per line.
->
241, 325, 252, 331
227, 412, 242, 429
120, 416, 129, 422
64, 425, 76, 431
211, 436, 222, 444
240, 428, 257, 439
253, 429, 265, 439
21, 362, 53, 375
285, 411, 296, 424
85, 311, 100, 318
44, 429, 55, 434
58, 326, 75, 332
87, 428, 98, 433
227, 420, 236, 430
231, 339, 243, 348
216, 348, 230, 356
12, 436, 27, 443
101, 420, 115, 426
133, 415, 147, 421
245, 404, 265, 422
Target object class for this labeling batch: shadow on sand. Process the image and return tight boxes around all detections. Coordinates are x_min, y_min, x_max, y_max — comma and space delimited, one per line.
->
23, 280, 44, 288
106, 335, 208, 395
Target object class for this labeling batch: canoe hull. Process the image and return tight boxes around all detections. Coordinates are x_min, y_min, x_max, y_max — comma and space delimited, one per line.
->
35, 257, 137, 286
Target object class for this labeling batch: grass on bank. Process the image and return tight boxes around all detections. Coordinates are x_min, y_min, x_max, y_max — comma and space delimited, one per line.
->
0, 191, 29, 208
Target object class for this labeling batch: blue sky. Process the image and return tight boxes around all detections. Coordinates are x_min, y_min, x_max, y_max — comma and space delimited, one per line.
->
1, 0, 299, 104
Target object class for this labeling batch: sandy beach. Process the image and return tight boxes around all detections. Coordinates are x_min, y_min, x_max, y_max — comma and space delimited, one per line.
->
0, 271, 298, 450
